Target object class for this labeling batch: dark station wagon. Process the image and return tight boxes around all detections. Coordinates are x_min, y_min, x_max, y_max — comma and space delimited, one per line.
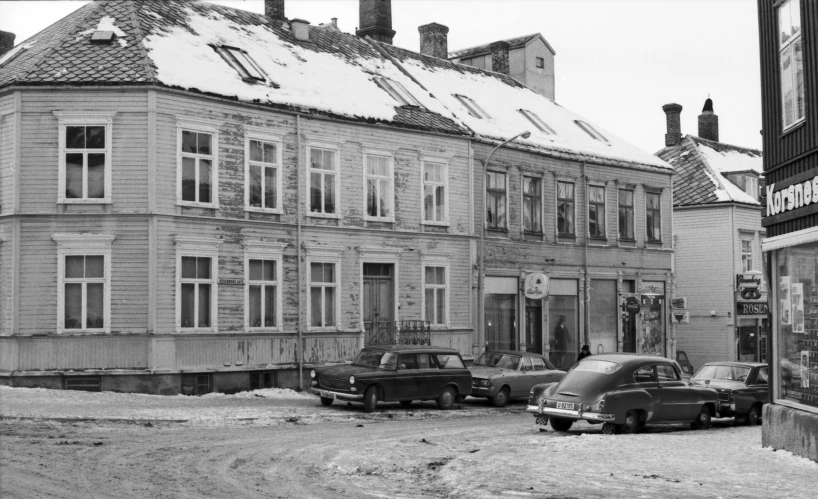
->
310, 345, 472, 413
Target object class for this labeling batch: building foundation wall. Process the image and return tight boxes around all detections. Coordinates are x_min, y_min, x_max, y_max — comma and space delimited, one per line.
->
762, 404, 818, 463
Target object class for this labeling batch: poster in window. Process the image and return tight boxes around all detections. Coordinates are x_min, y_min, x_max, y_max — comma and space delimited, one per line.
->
801, 351, 810, 389
780, 276, 791, 326
792, 283, 805, 333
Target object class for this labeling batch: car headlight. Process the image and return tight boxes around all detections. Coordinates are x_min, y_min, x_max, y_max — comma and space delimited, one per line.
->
310, 370, 316, 379
476, 378, 490, 387
349, 375, 355, 385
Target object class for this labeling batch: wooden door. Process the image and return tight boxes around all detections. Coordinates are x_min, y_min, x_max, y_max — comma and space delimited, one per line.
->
363, 263, 394, 344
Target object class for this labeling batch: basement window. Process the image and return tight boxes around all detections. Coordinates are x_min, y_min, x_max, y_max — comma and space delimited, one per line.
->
375, 77, 423, 107
454, 94, 491, 119
519, 109, 555, 134
64, 376, 102, 392
212, 45, 267, 83
574, 120, 609, 143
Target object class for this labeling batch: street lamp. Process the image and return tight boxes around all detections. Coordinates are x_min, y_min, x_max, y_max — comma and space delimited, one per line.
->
478, 131, 531, 354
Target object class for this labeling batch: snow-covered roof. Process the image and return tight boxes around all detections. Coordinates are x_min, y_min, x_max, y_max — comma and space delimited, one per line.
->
448, 33, 556, 59
0, 0, 670, 171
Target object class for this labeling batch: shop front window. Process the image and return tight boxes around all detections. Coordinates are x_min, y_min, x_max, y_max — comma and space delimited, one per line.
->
589, 280, 617, 355
548, 291, 578, 369
639, 286, 665, 356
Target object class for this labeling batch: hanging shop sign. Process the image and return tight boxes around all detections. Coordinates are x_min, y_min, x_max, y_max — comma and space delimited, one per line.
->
737, 302, 770, 315
672, 311, 690, 324
671, 297, 687, 309
736, 271, 763, 290
624, 297, 641, 315
524, 273, 549, 299
765, 171, 818, 216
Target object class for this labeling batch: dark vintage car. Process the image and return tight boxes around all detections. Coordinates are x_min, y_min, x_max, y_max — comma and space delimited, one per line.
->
309, 345, 472, 413
690, 362, 769, 425
469, 350, 565, 407
526, 353, 720, 434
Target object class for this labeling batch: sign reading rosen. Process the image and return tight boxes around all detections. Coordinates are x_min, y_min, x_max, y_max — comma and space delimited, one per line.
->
766, 175, 818, 216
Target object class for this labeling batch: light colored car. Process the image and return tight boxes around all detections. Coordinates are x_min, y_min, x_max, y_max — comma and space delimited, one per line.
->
469, 350, 565, 407
690, 362, 768, 425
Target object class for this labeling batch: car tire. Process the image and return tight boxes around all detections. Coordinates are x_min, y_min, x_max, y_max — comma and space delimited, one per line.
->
490, 387, 510, 407
399, 400, 413, 407
601, 422, 620, 435
549, 417, 574, 432
320, 396, 334, 406
437, 386, 456, 410
747, 404, 762, 426
363, 386, 378, 413
691, 405, 712, 430
621, 410, 641, 434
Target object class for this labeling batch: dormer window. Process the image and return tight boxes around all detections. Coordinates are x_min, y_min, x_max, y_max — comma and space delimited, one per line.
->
745, 176, 759, 199
212, 45, 267, 83
574, 120, 608, 142
90, 31, 116, 45
454, 94, 491, 119
519, 109, 555, 134
375, 77, 423, 107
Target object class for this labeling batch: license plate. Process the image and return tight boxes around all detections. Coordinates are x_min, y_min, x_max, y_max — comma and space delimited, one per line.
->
319, 391, 335, 399
556, 401, 574, 410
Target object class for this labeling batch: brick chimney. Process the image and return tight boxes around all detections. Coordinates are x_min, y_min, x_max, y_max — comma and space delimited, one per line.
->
357, 0, 396, 45
662, 103, 683, 147
0, 30, 15, 57
418, 23, 448, 59
490, 41, 510, 75
698, 97, 719, 142
264, 0, 285, 21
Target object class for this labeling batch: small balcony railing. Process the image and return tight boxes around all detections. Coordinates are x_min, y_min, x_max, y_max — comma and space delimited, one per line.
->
365, 320, 431, 346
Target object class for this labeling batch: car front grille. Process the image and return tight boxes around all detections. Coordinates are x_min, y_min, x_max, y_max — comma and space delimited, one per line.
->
717, 391, 730, 401
320, 377, 349, 391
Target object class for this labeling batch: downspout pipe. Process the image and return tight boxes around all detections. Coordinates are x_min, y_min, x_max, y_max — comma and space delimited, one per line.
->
297, 114, 304, 390
582, 161, 589, 347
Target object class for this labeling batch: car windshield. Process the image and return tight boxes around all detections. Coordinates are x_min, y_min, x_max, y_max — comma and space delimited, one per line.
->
693, 364, 752, 381
570, 360, 621, 374
352, 350, 398, 370
473, 353, 521, 370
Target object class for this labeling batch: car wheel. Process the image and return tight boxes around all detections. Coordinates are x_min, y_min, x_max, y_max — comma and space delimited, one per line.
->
320, 396, 334, 406
601, 422, 620, 435
691, 405, 712, 430
549, 417, 574, 432
437, 386, 456, 410
363, 386, 378, 413
399, 400, 413, 407
490, 387, 510, 407
621, 410, 641, 434
747, 404, 762, 426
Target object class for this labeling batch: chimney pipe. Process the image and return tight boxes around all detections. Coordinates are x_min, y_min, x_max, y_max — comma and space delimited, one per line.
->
698, 97, 719, 142
264, 0, 285, 21
0, 30, 15, 57
662, 103, 683, 147
418, 23, 449, 59
490, 41, 510, 75
291, 19, 310, 41
356, 0, 396, 45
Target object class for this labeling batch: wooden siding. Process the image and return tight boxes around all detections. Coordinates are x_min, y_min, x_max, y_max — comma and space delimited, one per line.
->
0, 93, 14, 215
3, 336, 150, 371
0, 222, 11, 336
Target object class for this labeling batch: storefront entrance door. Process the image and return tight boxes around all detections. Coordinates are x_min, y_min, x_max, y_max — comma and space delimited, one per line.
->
486, 294, 517, 351
738, 317, 768, 362
525, 298, 542, 353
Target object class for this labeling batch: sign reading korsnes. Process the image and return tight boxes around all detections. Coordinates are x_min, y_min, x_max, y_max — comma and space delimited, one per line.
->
766, 172, 818, 216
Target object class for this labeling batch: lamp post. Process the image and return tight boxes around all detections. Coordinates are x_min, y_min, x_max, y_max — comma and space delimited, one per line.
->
478, 131, 531, 354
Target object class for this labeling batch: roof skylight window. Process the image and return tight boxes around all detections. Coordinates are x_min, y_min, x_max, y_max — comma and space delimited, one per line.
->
212, 45, 267, 83
90, 31, 116, 44
0, 43, 28, 68
519, 109, 555, 134
375, 77, 423, 107
574, 120, 608, 142
454, 94, 491, 119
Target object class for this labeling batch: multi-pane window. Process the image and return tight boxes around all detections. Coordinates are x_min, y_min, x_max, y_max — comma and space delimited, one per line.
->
424, 266, 446, 325
778, 0, 804, 129
308, 147, 337, 215
423, 161, 447, 223
588, 185, 606, 238
365, 154, 393, 219
522, 176, 542, 233
486, 171, 507, 229
181, 256, 213, 329
181, 130, 214, 204
374, 77, 423, 107
519, 109, 555, 134
63, 255, 105, 330
742, 239, 754, 272
213, 45, 267, 83
310, 262, 337, 328
557, 181, 575, 235
646, 192, 662, 242
247, 138, 279, 211
618, 189, 635, 240
248, 259, 278, 328
64, 126, 106, 200
453, 94, 491, 119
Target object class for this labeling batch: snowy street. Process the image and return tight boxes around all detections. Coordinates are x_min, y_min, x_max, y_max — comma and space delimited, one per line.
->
1, 386, 816, 498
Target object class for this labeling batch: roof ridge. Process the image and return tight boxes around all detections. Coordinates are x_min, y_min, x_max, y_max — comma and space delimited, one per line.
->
688, 134, 762, 155
126, 0, 157, 82
449, 32, 541, 56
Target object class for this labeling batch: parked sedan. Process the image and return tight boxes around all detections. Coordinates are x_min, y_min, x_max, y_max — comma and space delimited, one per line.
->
469, 350, 565, 407
309, 345, 471, 413
690, 362, 769, 425
527, 353, 720, 434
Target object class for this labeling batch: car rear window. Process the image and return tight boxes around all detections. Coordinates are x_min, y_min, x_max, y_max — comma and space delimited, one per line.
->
571, 360, 621, 374
435, 354, 465, 369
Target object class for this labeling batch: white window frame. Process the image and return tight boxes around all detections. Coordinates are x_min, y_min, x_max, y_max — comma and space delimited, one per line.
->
521, 175, 543, 233
421, 157, 449, 225
422, 253, 450, 328
306, 141, 341, 218
305, 245, 343, 331
54, 111, 116, 204
53, 233, 115, 334
453, 94, 491, 119
363, 149, 395, 222
374, 77, 423, 107
587, 183, 606, 239
243, 241, 287, 332
618, 188, 635, 240
741, 237, 754, 272
174, 236, 221, 333
177, 116, 220, 209
518, 109, 555, 134
556, 179, 576, 236
778, 0, 805, 130
244, 126, 284, 214
485, 169, 508, 230
745, 175, 759, 199
574, 120, 609, 143
645, 190, 662, 243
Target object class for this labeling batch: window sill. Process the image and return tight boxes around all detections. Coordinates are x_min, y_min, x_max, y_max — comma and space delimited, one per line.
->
618, 238, 636, 243
176, 327, 218, 333
58, 199, 112, 205
246, 327, 284, 333
589, 236, 607, 242
245, 207, 282, 215
781, 118, 806, 138
178, 202, 219, 210
307, 327, 340, 332
307, 212, 340, 220
59, 328, 109, 334
364, 217, 395, 223
558, 233, 576, 239
647, 239, 663, 245
422, 221, 450, 227
523, 230, 544, 236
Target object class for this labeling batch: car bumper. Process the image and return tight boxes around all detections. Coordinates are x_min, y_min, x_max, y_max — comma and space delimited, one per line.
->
526, 404, 615, 422
310, 387, 363, 401
717, 401, 736, 416
471, 387, 495, 397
